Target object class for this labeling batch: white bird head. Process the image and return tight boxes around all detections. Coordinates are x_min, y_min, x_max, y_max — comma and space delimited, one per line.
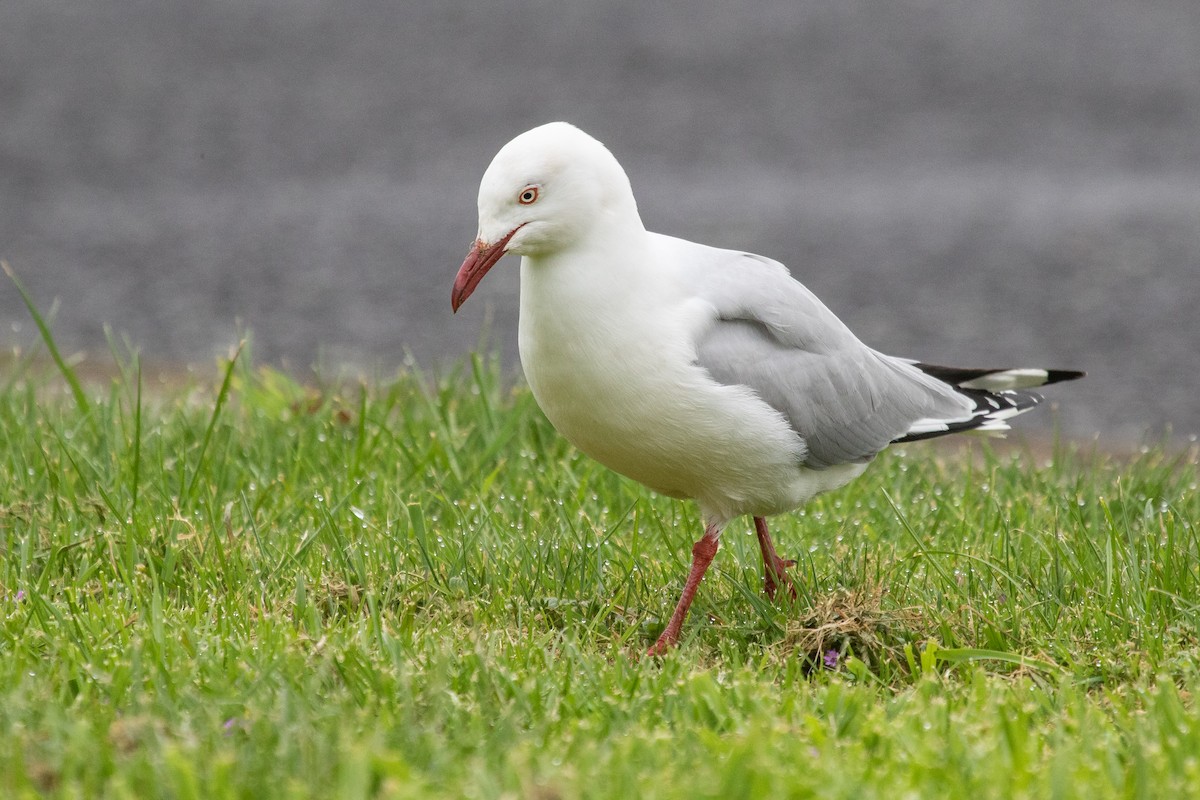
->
451, 122, 640, 312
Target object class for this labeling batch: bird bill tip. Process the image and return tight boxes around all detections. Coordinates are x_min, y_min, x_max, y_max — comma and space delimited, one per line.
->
450, 240, 495, 312
450, 227, 523, 312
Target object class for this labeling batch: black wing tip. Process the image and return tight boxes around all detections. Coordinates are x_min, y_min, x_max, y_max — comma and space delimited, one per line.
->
911, 363, 1085, 388
891, 365, 1084, 448
1042, 369, 1086, 385
891, 386, 1047, 446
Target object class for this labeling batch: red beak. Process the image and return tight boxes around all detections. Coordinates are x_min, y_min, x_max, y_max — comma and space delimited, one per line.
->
451, 226, 523, 312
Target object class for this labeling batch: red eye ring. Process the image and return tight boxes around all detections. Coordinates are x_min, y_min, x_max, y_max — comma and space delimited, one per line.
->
518, 186, 539, 205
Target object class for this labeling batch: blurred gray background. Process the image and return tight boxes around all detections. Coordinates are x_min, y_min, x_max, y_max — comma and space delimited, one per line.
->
2, 0, 1198, 443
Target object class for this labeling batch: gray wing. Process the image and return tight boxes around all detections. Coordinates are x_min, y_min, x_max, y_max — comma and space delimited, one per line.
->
691, 251, 975, 469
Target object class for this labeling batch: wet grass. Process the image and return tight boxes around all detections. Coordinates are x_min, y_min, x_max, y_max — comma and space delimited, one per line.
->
2, 284, 1199, 797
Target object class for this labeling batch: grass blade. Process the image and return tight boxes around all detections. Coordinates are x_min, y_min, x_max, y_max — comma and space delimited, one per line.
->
3, 260, 90, 416
182, 340, 245, 504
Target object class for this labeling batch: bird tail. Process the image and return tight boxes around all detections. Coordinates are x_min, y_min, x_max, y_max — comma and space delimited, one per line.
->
893, 364, 1085, 443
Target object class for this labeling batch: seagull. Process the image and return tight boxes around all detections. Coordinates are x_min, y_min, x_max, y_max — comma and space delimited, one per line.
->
451, 122, 1083, 655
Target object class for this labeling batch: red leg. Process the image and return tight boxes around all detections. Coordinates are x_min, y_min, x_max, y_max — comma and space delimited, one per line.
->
754, 516, 797, 601
647, 525, 720, 655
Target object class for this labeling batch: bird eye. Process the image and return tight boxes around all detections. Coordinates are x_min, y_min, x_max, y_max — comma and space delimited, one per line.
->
518, 186, 539, 205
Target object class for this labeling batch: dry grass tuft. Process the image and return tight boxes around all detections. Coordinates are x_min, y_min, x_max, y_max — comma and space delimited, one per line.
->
782, 585, 923, 673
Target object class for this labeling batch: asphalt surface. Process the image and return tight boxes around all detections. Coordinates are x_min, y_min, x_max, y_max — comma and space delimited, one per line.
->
3, 0, 1199, 443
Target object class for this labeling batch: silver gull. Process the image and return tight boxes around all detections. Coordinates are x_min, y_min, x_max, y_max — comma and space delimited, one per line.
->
451, 122, 1083, 655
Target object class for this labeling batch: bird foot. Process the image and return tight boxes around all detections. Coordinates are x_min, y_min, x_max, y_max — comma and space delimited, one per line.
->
763, 554, 798, 602
754, 516, 798, 602
645, 635, 674, 657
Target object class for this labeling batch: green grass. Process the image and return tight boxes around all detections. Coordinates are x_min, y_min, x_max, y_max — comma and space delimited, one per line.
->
2, 291, 1199, 797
